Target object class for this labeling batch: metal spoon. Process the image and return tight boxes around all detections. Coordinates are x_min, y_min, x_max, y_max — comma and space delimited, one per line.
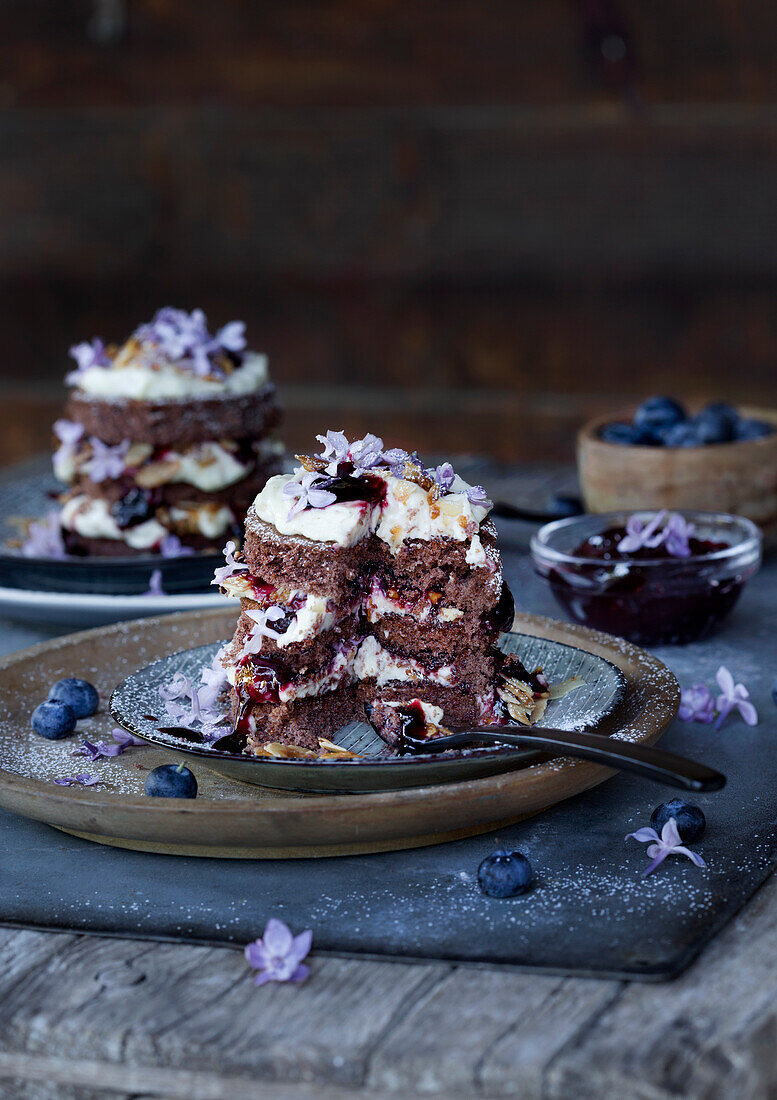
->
397, 725, 725, 792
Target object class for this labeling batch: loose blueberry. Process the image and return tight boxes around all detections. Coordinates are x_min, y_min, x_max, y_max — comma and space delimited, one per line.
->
735, 418, 773, 442
112, 488, 153, 529
49, 677, 99, 719
661, 422, 701, 448
633, 396, 687, 437
145, 762, 198, 799
31, 700, 77, 740
477, 849, 533, 898
600, 422, 654, 446
650, 799, 706, 843
693, 404, 736, 444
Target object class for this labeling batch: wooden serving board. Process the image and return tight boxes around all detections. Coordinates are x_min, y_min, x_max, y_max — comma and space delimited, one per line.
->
0, 609, 678, 858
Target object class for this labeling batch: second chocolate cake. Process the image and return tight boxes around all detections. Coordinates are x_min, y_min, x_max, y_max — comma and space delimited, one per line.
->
52, 307, 282, 556
216, 431, 526, 752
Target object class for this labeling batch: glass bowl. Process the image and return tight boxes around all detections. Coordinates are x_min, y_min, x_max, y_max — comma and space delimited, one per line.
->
531, 510, 762, 645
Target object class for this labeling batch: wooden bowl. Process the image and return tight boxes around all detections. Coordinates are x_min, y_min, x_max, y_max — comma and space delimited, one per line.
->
577, 406, 777, 538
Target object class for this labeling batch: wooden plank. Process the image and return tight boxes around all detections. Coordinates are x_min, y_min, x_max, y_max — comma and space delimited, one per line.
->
546, 873, 777, 1098
366, 968, 619, 1097
3, 1, 777, 108
4, 106, 777, 280
0, 930, 448, 1089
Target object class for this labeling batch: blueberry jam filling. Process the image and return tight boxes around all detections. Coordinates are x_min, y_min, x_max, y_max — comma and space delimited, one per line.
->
111, 487, 155, 529
544, 525, 742, 645
483, 581, 515, 634
315, 466, 387, 506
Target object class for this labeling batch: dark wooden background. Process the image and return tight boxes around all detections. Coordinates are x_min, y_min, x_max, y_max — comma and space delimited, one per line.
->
2, 0, 777, 464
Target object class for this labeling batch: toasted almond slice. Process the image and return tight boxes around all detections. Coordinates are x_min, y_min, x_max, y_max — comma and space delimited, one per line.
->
135, 459, 182, 488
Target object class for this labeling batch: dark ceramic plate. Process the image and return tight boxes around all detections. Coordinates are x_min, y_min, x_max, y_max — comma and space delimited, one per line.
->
0, 461, 222, 594
110, 631, 628, 793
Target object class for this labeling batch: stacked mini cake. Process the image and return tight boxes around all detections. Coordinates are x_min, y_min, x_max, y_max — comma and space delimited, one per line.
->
216, 432, 519, 751
53, 308, 282, 555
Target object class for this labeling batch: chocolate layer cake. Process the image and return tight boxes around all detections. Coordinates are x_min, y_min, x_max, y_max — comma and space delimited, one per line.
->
49, 308, 282, 556
215, 431, 524, 752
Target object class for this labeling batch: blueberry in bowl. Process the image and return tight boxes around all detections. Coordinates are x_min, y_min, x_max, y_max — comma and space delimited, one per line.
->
531, 510, 762, 645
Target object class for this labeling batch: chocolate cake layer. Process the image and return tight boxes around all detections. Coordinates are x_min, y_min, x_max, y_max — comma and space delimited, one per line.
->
243, 509, 374, 603
225, 609, 361, 676
66, 385, 281, 447
243, 686, 363, 751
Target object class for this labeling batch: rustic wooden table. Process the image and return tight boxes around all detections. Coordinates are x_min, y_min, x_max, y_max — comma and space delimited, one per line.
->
2, 461, 776, 1100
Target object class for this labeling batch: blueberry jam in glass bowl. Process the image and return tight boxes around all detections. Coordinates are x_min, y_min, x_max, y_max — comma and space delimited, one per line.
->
531, 511, 762, 645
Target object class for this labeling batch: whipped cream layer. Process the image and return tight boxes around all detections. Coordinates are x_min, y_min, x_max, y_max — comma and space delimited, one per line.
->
61, 495, 234, 548
228, 635, 455, 710
73, 351, 268, 402
253, 470, 491, 553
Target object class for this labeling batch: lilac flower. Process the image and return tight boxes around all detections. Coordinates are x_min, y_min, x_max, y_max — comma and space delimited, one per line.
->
618, 511, 668, 554
465, 484, 492, 508
664, 514, 696, 558
316, 429, 351, 472
626, 817, 706, 877
715, 665, 758, 730
679, 683, 717, 724
197, 650, 229, 711
142, 569, 165, 597
243, 606, 287, 653
349, 433, 384, 471
54, 774, 100, 787
244, 918, 312, 987
21, 512, 66, 559
216, 320, 247, 354
136, 307, 245, 378
66, 338, 110, 382
160, 534, 194, 559
282, 471, 337, 520
84, 438, 130, 482
432, 463, 456, 494
52, 419, 84, 473
72, 737, 124, 761
211, 540, 247, 587
111, 727, 146, 748
158, 658, 228, 737
382, 447, 411, 477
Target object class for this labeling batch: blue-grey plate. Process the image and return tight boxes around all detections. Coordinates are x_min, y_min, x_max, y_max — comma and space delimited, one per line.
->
0, 460, 222, 594
110, 632, 627, 793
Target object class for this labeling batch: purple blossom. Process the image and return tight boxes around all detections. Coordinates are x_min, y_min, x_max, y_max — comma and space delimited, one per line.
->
52, 419, 84, 473
465, 484, 492, 508
679, 683, 717, 724
283, 471, 337, 520
626, 817, 706, 877
349, 433, 384, 471
66, 338, 110, 383
160, 534, 194, 559
663, 513, 696, 558
136, 307, 245, 378
618, 511, 695, 558
111, 727, 146, 748
244, 918, 312, 987
158, 655, 228, 738
243, 606, 287, 653
142, 569, 166, 597
382, 447, 411, 476
432, 463, 456, 494
715, 665, 758, 730
72, 737, 124, 761
316, 429, 350, 472
21, 512, 66, 559
54, 774, 100, 787
84, 438, 130, 482
618, 511, 668, 554
216, 320, 247, 353
211, 540, 247, 587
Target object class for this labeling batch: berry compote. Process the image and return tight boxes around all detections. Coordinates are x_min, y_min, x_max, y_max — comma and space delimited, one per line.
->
531, 512, 762, 646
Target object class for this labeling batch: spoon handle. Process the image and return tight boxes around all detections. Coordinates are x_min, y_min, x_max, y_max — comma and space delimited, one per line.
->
456, 726, 726, 792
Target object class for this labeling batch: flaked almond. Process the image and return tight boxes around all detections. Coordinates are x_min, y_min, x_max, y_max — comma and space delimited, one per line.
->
135, 459, 182, 488
296, 454, 328, 473
125, 442, 153, 468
